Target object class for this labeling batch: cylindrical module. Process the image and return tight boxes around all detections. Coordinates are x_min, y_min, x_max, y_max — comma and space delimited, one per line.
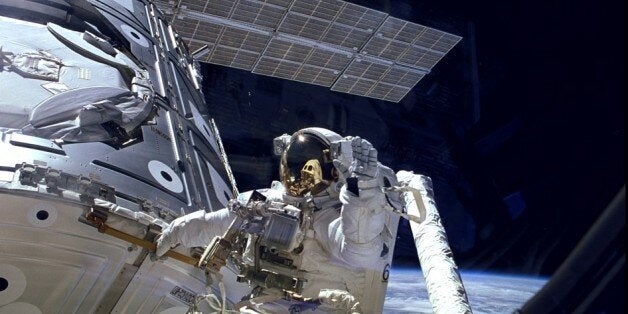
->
397, 171, 472, 314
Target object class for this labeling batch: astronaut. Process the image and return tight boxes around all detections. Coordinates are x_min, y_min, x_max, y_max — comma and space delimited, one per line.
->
155, 127, 396, 313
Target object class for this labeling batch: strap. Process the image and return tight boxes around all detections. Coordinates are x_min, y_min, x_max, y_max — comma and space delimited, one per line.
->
232, 291, 283, 312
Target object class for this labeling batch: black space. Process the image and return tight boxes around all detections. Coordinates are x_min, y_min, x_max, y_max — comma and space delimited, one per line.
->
201, 0, 624, 281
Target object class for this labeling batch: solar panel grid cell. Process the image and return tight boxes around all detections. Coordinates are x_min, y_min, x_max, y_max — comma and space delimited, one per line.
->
232, 0, 287, 29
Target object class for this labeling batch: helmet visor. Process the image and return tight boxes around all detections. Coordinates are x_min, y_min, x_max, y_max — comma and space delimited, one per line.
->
280, 134, 333, 196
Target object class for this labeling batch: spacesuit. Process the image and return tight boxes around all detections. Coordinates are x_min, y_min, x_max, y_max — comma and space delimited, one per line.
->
156, 127, 394, 313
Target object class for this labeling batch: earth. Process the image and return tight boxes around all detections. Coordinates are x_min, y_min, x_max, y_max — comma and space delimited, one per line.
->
384, 268, 547, 313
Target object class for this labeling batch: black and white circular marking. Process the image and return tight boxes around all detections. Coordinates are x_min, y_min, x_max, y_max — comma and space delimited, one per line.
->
148, 160, 184, 193
0, 302, 42, 313
120, 24, 149, 47
0, 278, 7, 291
27, 203, 58, 228
0, 264, 26, 306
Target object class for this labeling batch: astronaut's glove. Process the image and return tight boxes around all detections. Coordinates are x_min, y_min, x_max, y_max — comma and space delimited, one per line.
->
155, 217, 184, 258
333, 136, 380, 196
155, 210, 206, 258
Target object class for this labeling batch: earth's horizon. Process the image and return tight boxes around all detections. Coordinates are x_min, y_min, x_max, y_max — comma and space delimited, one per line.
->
384, 268, 548, 313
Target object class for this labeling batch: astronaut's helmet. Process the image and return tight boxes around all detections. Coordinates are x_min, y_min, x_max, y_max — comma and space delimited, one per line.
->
277, 128, 342, 197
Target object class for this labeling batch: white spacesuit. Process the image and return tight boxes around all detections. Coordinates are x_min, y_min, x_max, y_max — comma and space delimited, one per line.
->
156, 127, 397, 313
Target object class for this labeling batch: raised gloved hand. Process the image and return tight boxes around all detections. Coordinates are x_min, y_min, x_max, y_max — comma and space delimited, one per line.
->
329, 137, 388, 268
332, 136, 380, 196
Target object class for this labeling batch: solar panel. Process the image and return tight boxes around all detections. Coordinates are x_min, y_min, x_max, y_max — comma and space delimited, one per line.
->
362, 17, 461, 70
252, 36, 352, 86
277, 0, 387, 50
209, 26, 270, 70
231, 0, 290, 29
162, 6, 272, 70
180, 0, 291, 29
332, 58, 425, 102
156, 0, 461, 102
180, 0, 230, 17
175, 19, 220, 44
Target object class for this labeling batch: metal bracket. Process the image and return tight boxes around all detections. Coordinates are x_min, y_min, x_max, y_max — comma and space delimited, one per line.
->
17, 163, 116, 202
82, 206, 199, 266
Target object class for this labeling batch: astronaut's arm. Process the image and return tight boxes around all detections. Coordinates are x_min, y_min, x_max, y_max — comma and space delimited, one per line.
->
326, 136, 387, 269
327, 183, 387, 269
155, 208, 234, 257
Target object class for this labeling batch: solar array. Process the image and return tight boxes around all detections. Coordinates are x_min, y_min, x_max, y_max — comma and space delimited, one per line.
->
155, 0, 461, 102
